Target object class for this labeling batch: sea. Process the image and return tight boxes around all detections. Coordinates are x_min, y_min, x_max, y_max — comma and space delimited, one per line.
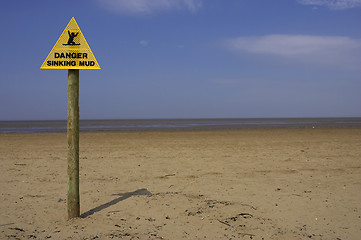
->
1, 118, 361, 134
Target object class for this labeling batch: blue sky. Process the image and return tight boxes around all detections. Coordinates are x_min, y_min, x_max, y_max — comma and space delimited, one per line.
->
1, 0, 360, 120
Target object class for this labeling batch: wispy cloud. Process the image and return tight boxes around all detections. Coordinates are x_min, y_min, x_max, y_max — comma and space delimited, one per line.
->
223, 34, 361, 69
297, 0, 361, 10
139, 40, 149, 47
98, 0, 202, 15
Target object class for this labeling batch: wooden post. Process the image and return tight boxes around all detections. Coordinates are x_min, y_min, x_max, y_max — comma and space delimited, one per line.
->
67, 69, 80, 219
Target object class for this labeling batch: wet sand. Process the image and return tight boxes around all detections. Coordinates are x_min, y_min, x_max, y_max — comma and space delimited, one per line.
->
0, 128, 360, 239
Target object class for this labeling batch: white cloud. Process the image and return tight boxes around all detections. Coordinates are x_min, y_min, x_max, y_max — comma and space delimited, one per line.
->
223, 34, 361, 69
99, 0, 202, 14
183, 0, 202, 12
297, 0, 361, 10
139, 40, 149, 46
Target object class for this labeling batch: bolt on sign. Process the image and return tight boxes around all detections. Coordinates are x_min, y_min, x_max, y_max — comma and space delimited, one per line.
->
41, 17, 100, 70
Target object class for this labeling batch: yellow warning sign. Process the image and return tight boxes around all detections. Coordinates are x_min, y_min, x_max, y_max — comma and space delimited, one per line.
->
41, 17, 100, 70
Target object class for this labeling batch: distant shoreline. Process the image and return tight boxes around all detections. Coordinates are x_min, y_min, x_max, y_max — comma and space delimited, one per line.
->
1, 117, 361, 134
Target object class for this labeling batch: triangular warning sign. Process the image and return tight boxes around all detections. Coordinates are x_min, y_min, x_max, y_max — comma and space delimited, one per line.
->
41, 17, 100, 70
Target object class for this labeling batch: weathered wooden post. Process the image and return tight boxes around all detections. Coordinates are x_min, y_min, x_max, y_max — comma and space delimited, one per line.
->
41, 17, 100, 219
67, 69, 80, 218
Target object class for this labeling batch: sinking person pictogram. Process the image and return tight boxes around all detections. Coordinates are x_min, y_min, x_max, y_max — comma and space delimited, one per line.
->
63, 31, 80, 46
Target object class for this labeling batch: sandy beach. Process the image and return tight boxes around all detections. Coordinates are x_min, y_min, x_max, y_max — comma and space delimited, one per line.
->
1, 128, 360, 239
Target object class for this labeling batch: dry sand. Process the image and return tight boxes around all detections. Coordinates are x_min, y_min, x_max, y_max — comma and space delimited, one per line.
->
0, 128, 360, 239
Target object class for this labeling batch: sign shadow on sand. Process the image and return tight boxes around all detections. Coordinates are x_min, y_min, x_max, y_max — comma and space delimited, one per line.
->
80, 188, 152, 218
